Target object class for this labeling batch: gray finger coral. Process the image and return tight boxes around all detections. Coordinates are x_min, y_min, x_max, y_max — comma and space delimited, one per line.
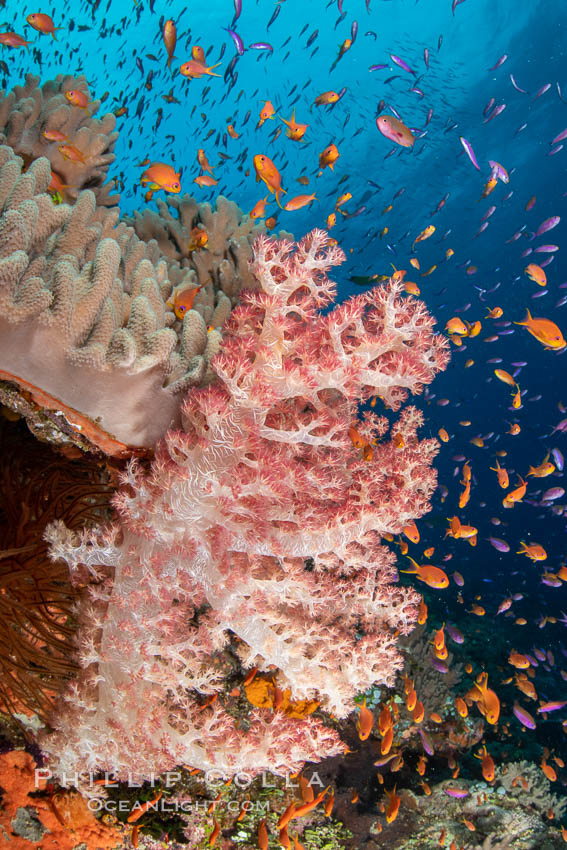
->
0, 146, 222, 455
0, 72, 120, 207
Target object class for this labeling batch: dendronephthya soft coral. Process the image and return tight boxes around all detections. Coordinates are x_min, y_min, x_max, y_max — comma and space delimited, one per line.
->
42, 229, 449, 781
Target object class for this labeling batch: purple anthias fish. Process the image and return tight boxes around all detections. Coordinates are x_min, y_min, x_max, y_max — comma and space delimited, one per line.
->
419, 728, 434, 755
249, 42, 274, 53
431, 657, 449, 673
534, 244, 559, 253
445, 623, 464, 644
488, 537, 510, 552
460, 136, 480, 169
535, 216, 560, 237
537, 701, 567, 713
390, 54, 416, 75
510, 73, 528, 93
552, 127, 567, 144
551, 447, 564, 470
370, 64, 389, 71
224, 28, 245, 55
489, 54, 507, 70
513, 703, 536, 729
444, 787, 470, 798
542, 486, 565, 501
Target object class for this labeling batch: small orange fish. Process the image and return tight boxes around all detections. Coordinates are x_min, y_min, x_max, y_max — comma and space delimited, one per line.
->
42, 128, 68, 142
486, 307, 503, 318
503, 476, 527, 507
253, 154, 286, 207
257, 100, 275, 127
58, 143, 87, 164
265, 216, 277, 230
527, 454, 555, 477
494, 368, 516, 386
412, 225, 435, 250
194, 175, 218, 187
180, 59, 222, 79
357, 699, 374, 740
279, 108, 308, 140
314, 90, 340, 106
400, 556, 449, 589
167, 284, 205, 319
438, 428, 449, 442
318, 143, 340, 174
197, 148, 214, 174
516, 541, 547, 561
514, 309, 566, 350
525, 263, 547, 287
402, 520, 420, 544
127, 791, 163, 823
26, 13, 61, 39
455, 697, 468, 718
445, 317, 469, 335
0, 32, 31, 50
384, 786, 400, 823
250, 196, 269, 219
480, 176, 497, 198
192, 45, 206, 63
490, 459, 509, 489
64, 89, 90, 110
417, 599, 428, 625
163, 19, 177, 69
326, 212, 337, 228
227, 123, 240, 139
508, 650, 531, 669
284, 192, 317, 211
473, 672, 500, 725
141, 162, 181, 193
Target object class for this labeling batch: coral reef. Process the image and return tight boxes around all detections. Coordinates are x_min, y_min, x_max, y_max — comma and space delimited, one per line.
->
39, 230, 449, 782
0, 73, 119, 207
0, 145, 225, 454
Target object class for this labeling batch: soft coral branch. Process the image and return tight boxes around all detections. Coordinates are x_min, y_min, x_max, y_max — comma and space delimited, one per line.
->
43, 230, 448, 781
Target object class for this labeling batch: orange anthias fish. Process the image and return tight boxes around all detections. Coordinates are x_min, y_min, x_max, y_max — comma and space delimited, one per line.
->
141, 162, 181, 193
472, 672, 500, 724
514, 309, 566, 350
318, 143, 340, 174
197, 148, 214, 174
525, 263, 547, 287
402, 520, 420, 544
279, 108, 308, 141
0, 32, 31, 50
490, 459, 509, 489
517, 541, 547, 561
180, 59, 222, 79
253, 154, 286, 207
284, 193, 317, 211
227, 123, 240, 139
445, 317, 469, 335
163, 19, 177, 69
503, 476, 527, 507
475, 746, 495, 782
527, 454, 555, 477
64, 89, 90, 110
357, 699, 374, 740
187, 227, 208, 252
250, 196, 269, 219
314, 90, 340, 106
376, 115, 415, 148
412, 225, 435, 251
194, 174, 218, 188
58, 143, 87, 164
486, 307, 503, 318
508, 650, 531, 669
384, 786, 401, 823
167, 284, 205, 319
257, 99, 275, 127
26, 13, 61, 39
400, 556, 449, 589
42, 129, 68, 142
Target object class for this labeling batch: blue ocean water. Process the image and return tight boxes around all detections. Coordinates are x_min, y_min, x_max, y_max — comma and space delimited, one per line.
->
2, 0, 566, 787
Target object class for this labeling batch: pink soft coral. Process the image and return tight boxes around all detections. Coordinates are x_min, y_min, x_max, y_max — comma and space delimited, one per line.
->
43, 230, 449, 781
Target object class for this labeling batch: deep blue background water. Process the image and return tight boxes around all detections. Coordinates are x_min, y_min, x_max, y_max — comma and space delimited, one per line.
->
2, 0, 566, 761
